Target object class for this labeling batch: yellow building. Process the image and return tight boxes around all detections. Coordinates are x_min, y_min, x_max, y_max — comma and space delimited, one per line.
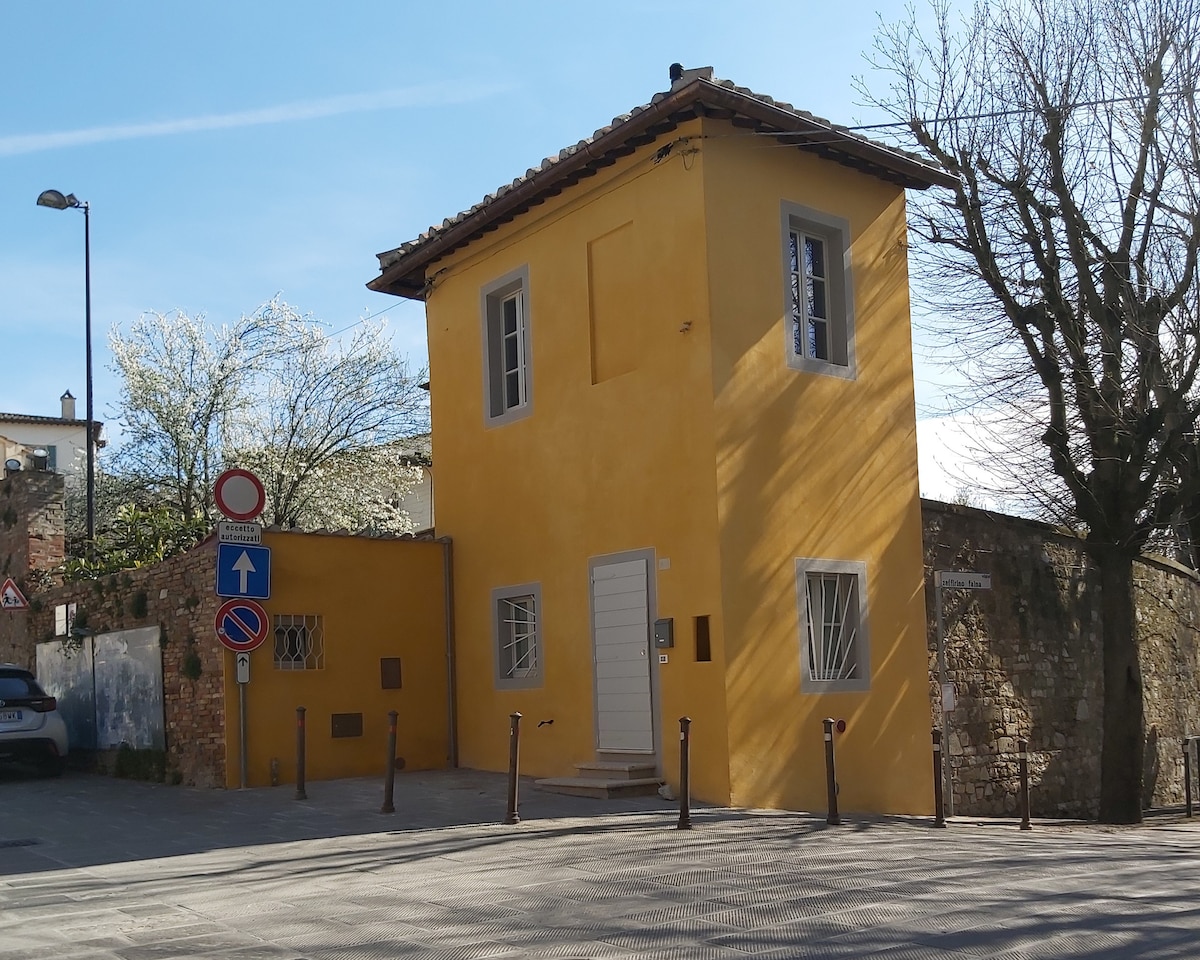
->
368, 66, 953, 814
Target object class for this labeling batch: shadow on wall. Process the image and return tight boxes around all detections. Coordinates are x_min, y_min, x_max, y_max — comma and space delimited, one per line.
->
928, 506, 1102, 819
1143, 724, 1160, 809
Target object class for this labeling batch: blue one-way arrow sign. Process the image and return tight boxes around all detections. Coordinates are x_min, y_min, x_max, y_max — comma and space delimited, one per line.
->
216, 543, 271, 599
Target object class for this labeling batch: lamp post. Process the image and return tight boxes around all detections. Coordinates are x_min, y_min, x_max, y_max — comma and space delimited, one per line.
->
37, 189, 93, 545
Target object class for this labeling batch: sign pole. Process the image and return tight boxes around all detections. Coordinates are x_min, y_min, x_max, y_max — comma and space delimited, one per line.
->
239, 667, 248, 789
934, 571, 953, 817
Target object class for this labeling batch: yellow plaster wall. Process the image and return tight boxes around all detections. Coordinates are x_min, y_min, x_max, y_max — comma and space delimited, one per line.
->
425, 120, 734, 803
222, 532, 449, 788
702, 126, 932, 814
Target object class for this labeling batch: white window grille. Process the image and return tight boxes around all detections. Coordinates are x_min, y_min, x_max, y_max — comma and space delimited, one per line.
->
273, 614, 324, 670
492, 583, 542, 689
796, 559, 869, 691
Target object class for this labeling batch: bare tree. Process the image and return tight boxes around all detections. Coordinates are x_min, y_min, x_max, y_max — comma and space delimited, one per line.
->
110, 299, 428, 534
863, 0, 1200, 822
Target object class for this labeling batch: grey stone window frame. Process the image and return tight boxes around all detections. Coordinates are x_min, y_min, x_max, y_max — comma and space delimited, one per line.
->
780, 202, 857, 380
492, 581, 543, 690
795, 558, 870, 693
481, 265, 533, 427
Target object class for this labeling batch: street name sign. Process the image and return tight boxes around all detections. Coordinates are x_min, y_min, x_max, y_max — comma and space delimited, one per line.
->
216, 543, 271, 599
215, 598, 269, 652
939, 571, 992, 590
218, 521, 262, 545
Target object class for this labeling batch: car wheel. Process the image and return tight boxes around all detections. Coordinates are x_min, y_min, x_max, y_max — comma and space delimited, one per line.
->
39, 755, 67, 778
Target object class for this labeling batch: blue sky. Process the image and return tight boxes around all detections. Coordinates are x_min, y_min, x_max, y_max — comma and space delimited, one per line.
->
1, 0, 964, 488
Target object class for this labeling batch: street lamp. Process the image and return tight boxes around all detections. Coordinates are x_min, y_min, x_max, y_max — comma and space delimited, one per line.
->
37, 189, 94, 545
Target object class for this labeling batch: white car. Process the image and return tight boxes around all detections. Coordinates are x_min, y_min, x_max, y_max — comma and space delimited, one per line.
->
0, 664, 69, 775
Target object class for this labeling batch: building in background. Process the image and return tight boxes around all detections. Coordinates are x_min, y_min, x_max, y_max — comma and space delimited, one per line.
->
0, 391, 103, 483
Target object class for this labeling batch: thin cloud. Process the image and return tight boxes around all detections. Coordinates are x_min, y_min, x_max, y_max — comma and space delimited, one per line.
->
0, 82, 507, 156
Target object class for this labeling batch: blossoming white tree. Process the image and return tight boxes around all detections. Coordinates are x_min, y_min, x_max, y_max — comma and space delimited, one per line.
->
109, 299, 427, 535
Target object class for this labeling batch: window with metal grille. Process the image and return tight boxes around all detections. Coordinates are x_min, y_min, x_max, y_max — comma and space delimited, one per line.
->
273, 614, 324, 670
492, 583, 541, 689
782, 203, 855, 377
796, 559, 869, 692
482, 266, 533, 426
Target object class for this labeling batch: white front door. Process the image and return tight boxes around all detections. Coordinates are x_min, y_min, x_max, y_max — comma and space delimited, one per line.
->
591, 556, 655, 753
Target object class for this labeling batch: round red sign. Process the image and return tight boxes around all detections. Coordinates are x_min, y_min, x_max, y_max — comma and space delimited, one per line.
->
215, 598, 270, 652
214, 469, 266, 521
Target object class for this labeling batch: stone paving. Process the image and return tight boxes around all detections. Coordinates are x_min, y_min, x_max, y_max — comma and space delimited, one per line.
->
2, 766, 1199, 959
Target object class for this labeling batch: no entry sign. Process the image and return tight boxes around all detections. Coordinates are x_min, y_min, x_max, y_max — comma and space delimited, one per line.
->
215, 598, 270, 652
214, 469, 266, 522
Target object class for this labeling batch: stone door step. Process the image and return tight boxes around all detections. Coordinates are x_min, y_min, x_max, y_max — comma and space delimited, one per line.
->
574, 760, 658, 781
533, 776, 663, 799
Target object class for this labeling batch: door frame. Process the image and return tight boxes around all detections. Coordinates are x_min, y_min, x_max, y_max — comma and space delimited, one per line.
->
587, 547, 660, 770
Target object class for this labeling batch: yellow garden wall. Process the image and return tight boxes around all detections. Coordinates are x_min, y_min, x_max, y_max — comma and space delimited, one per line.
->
221, 532, 449, 789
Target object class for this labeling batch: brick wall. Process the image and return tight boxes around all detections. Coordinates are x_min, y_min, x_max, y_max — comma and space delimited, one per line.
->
16, 544, 226, 787
0, 470, 66, 665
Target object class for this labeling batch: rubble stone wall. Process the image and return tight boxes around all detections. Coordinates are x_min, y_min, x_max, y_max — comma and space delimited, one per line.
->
922, 500, 1200, 818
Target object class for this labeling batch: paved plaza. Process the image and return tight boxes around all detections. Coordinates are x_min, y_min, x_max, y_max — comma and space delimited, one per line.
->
2, 767, 1199, 959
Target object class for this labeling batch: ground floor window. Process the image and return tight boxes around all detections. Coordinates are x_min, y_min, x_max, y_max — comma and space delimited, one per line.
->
492, 583, 541, 689
273, 614, 324, 670
796, 558, 869, 692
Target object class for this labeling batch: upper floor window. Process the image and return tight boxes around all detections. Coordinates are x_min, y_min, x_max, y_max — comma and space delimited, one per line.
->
781, 203, 856, 379
481, 266, 533, 426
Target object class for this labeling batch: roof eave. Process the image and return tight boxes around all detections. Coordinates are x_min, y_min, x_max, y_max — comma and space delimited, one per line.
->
368, 78, 955, 301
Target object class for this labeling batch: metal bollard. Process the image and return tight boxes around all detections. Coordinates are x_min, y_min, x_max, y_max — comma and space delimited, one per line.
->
504, 712, 522, 825
677, 717, 692, 831
1184, 738, 1193, 818
294, 706, 308, 801
1018, 738, 1031, 830
932, 729, 946, 828
823, 718, 841, 826
381, 710, 398, 815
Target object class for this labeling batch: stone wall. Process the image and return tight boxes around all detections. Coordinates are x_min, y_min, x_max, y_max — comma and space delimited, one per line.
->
922, 500, 1200, 818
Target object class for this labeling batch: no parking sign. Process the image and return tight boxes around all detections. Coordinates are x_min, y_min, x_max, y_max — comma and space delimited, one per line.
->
215, 598, 270, 652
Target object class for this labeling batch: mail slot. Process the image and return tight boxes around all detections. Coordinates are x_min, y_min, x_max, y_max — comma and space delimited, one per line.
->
653, 617, 674, 648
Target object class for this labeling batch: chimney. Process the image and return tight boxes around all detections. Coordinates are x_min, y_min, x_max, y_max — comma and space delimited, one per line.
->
60, 390, 76, 420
